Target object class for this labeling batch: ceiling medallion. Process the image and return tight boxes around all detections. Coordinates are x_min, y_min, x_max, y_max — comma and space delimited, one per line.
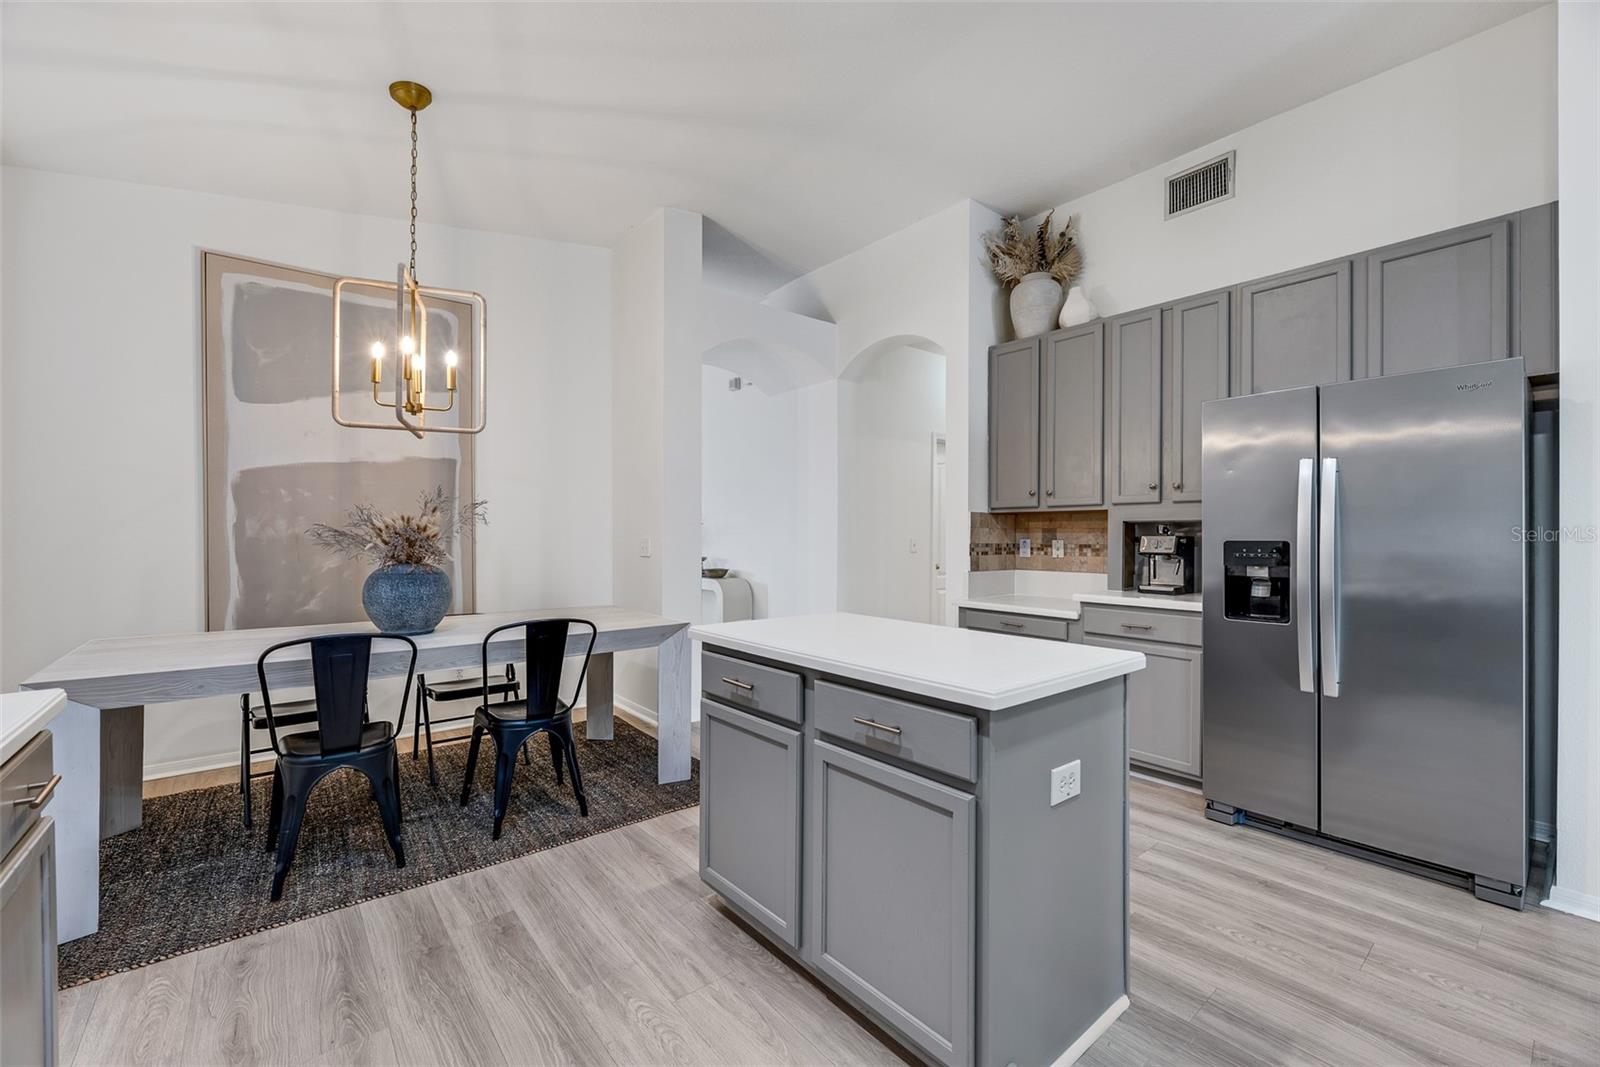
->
332, 81, 486, 438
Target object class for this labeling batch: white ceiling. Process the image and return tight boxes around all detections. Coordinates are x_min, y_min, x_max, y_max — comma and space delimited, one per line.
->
1, 2, 1538, 276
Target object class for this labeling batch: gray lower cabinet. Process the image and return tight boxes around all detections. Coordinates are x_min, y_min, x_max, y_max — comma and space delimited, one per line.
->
1042, 323, 1105, 507
1364, 218, 1510, 377
988, 338, 1041, 509
699, 699, 802, 948
1, 728, 58, 1067
1166, 291, 1230, 503
808, 739, 975, 1066
1084, 633, 1202, 778
1239, 259, 1354, 393
1108, 308, 1163, 504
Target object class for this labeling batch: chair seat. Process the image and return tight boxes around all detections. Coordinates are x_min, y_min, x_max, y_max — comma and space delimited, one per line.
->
476, 699, 571, 725
282, 721, 395, 757
425, 674, 518, 702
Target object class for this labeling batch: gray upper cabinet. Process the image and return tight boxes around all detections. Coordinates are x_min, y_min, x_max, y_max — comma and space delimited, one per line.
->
808, 739, 975, 1067
1166, 291, 1230, 503
1042, 323, 1105, 508
1515, 202, 1558, 378
1365, 218, 1510, 377
988, 338, 1040, 510
1108, 308, 1163, 504
1239, 260, 1353, 393
700, 699, 803, 949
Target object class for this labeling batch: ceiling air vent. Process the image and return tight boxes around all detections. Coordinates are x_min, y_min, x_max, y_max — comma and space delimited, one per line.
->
1165, 151, 1235, 219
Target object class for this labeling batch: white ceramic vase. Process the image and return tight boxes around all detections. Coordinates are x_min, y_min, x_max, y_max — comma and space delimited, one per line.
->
1058, 285, 1097, 328
1009, 272, 1063, 338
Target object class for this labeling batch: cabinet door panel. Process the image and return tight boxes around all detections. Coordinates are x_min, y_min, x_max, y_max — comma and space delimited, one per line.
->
1043, 323, 1104, 507
988, 339, 1040, 509
700, 700, 802, 948
1515, 203, 1558, 377
1084, 636, 1202, 778
0, 819, 56, 1067
1108, 309, 1163, 504
1168, 292, 1230, 502
1240, 261, 1353, 393
1365, 218, 1510, 377
808, 740, 974, 1067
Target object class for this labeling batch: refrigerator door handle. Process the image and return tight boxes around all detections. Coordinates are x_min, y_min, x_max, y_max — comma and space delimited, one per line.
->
1295, 457, 1318, 693
1320, 456, 1341, 698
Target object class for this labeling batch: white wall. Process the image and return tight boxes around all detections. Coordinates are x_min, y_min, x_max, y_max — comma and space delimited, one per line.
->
1039, 6, 1557, 318
610, 208, 702, 717
837, 345, 946, 623
1552, 0, 1600, 923
0, 167, 614, 776
700, 367, 802, 618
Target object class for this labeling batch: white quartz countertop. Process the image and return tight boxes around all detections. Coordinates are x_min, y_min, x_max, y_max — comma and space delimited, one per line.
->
1, 689, 66, 765
691, 613, 1144, 712
1075, 590, 1203, 613
956, 594, 1085, 620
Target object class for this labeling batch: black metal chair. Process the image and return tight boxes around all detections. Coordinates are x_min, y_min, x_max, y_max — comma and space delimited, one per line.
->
256, 632, 418, 901
460, 618, 597, 838
238, 692, 321, 829
411, 663, 522, 788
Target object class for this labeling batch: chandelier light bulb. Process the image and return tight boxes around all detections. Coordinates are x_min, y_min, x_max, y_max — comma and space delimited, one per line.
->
370, 342, 385, 361
399, 334, 415, 355
445, 349, 458, 367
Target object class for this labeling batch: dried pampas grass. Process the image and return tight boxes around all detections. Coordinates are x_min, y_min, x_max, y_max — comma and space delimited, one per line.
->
308, 486, 488, 569
983, 211, 1082, 288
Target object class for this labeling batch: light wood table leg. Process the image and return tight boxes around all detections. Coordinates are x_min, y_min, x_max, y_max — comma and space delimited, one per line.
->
99, 706, 144, 838
656, 628, 691, 783
54, 700, 102, 941
585, 652, 614, 741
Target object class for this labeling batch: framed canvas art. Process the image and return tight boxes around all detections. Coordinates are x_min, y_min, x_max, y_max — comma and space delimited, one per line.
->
202, 251, 478, 631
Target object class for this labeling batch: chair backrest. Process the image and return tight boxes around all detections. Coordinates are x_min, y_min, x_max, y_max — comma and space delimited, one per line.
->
482, 618, 598, 720
257, 633, 418, 755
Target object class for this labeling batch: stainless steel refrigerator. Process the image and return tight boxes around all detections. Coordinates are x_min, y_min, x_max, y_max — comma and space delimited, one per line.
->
1200, 358, 1528, 907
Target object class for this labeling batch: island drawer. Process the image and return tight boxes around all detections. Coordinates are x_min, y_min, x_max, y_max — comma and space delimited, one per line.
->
1082, 606, 1201, 646
960, 608, 1069, 641
1, 730, 55, 859
702, 649, 803, 725
813, 681, 976, 783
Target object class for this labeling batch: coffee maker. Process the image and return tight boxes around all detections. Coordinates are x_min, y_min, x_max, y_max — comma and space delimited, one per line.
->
1136, 527, 1197, 595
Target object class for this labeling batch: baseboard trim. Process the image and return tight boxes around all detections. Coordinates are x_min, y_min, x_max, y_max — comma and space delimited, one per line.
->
1543, 885, 1600, 924
1053, 994, 1129, 1066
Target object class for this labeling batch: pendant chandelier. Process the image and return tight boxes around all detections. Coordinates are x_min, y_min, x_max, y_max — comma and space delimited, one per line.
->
332, 81, 486, 438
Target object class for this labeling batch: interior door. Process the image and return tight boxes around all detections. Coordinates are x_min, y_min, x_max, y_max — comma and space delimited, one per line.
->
1317, 360, 1527, 886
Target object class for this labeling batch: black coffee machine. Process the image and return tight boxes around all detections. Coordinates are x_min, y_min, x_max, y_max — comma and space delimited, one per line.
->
1136, 527, 1197, 595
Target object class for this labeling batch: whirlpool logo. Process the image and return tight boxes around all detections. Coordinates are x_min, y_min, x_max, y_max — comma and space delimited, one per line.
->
1456, 379, 1496, 392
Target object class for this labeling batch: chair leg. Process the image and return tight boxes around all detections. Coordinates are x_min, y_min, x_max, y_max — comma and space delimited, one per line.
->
240, 696, 253, 830
422, 690, 438, 788
491, 741, 517, 841
460, 724, 484, 806
370, 747, 406, 868
270, 770, 316, 901
412, 679, 424, 760
562, 719, 588, 817
265, 765, 284, 851
548, 731, 565, 785
508, 686, 529, 766
390, 746, 404, 822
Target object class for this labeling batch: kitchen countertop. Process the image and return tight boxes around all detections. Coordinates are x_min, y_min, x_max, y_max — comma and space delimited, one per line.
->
692, 612, 1144, 712
958, 589, 1203, 619
1, 688, 66, 765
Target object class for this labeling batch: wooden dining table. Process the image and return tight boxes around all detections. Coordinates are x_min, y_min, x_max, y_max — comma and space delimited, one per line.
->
21, 606, 691, 942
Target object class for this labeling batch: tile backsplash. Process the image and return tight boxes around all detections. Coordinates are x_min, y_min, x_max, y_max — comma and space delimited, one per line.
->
970, 511, 1109, 572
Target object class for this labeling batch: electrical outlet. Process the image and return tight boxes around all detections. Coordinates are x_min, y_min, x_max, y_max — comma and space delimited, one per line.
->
638, 538, 653, 558
1018, 537, 1031, 558
1050, 760, 1082, 806
1052, 539, 1065, 558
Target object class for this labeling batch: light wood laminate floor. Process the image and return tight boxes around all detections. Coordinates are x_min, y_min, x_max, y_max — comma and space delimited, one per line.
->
61, 779, 1599, 1067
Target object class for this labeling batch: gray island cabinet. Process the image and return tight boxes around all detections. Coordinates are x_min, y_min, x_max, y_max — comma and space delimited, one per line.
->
691, 613, 1145, 1067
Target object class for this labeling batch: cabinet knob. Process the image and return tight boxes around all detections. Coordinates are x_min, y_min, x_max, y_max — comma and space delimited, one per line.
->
1028, 489, 1037, 497
1147, 482, 1158, 491
1172, 481, 1181, 490
1045, 489, 1055, 497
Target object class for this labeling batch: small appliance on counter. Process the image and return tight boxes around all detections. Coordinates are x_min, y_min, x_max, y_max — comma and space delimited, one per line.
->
1136, 526, 1197, 595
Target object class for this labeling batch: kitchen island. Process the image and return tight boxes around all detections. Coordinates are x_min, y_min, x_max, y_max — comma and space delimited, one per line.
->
690, 613, 1144, 1067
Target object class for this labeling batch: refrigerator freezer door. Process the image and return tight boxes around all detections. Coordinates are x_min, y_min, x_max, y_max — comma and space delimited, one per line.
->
1317, 359, 1527, 887
1201, 386, 1320, 829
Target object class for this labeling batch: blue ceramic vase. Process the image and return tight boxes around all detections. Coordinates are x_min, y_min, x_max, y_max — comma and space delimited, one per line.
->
362, 564, 451, 635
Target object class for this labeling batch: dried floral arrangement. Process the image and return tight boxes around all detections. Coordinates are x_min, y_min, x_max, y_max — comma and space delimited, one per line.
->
983, 210, 1083, 288
308, 486, 488, 569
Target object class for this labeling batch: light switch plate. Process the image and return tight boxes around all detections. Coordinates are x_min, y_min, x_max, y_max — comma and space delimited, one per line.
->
1052, 539, 1065, 558
638, 538, 653, 558
1050, 760, 1081, 806
1018, 537, 1031, 558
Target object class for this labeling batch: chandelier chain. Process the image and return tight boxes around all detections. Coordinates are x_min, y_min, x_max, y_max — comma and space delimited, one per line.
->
409, 107, 419, 276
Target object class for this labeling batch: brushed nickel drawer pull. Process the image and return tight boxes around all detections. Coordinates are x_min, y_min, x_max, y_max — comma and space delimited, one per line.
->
1121, 623, 1154, 632
853, 717, 903, 736
12, 774, 61, 810
720, 677, 755, 692
1000, 621, 1025, 630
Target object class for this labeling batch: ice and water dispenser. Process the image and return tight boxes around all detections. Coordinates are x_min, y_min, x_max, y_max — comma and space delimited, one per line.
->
1222, 541, 1292, 623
